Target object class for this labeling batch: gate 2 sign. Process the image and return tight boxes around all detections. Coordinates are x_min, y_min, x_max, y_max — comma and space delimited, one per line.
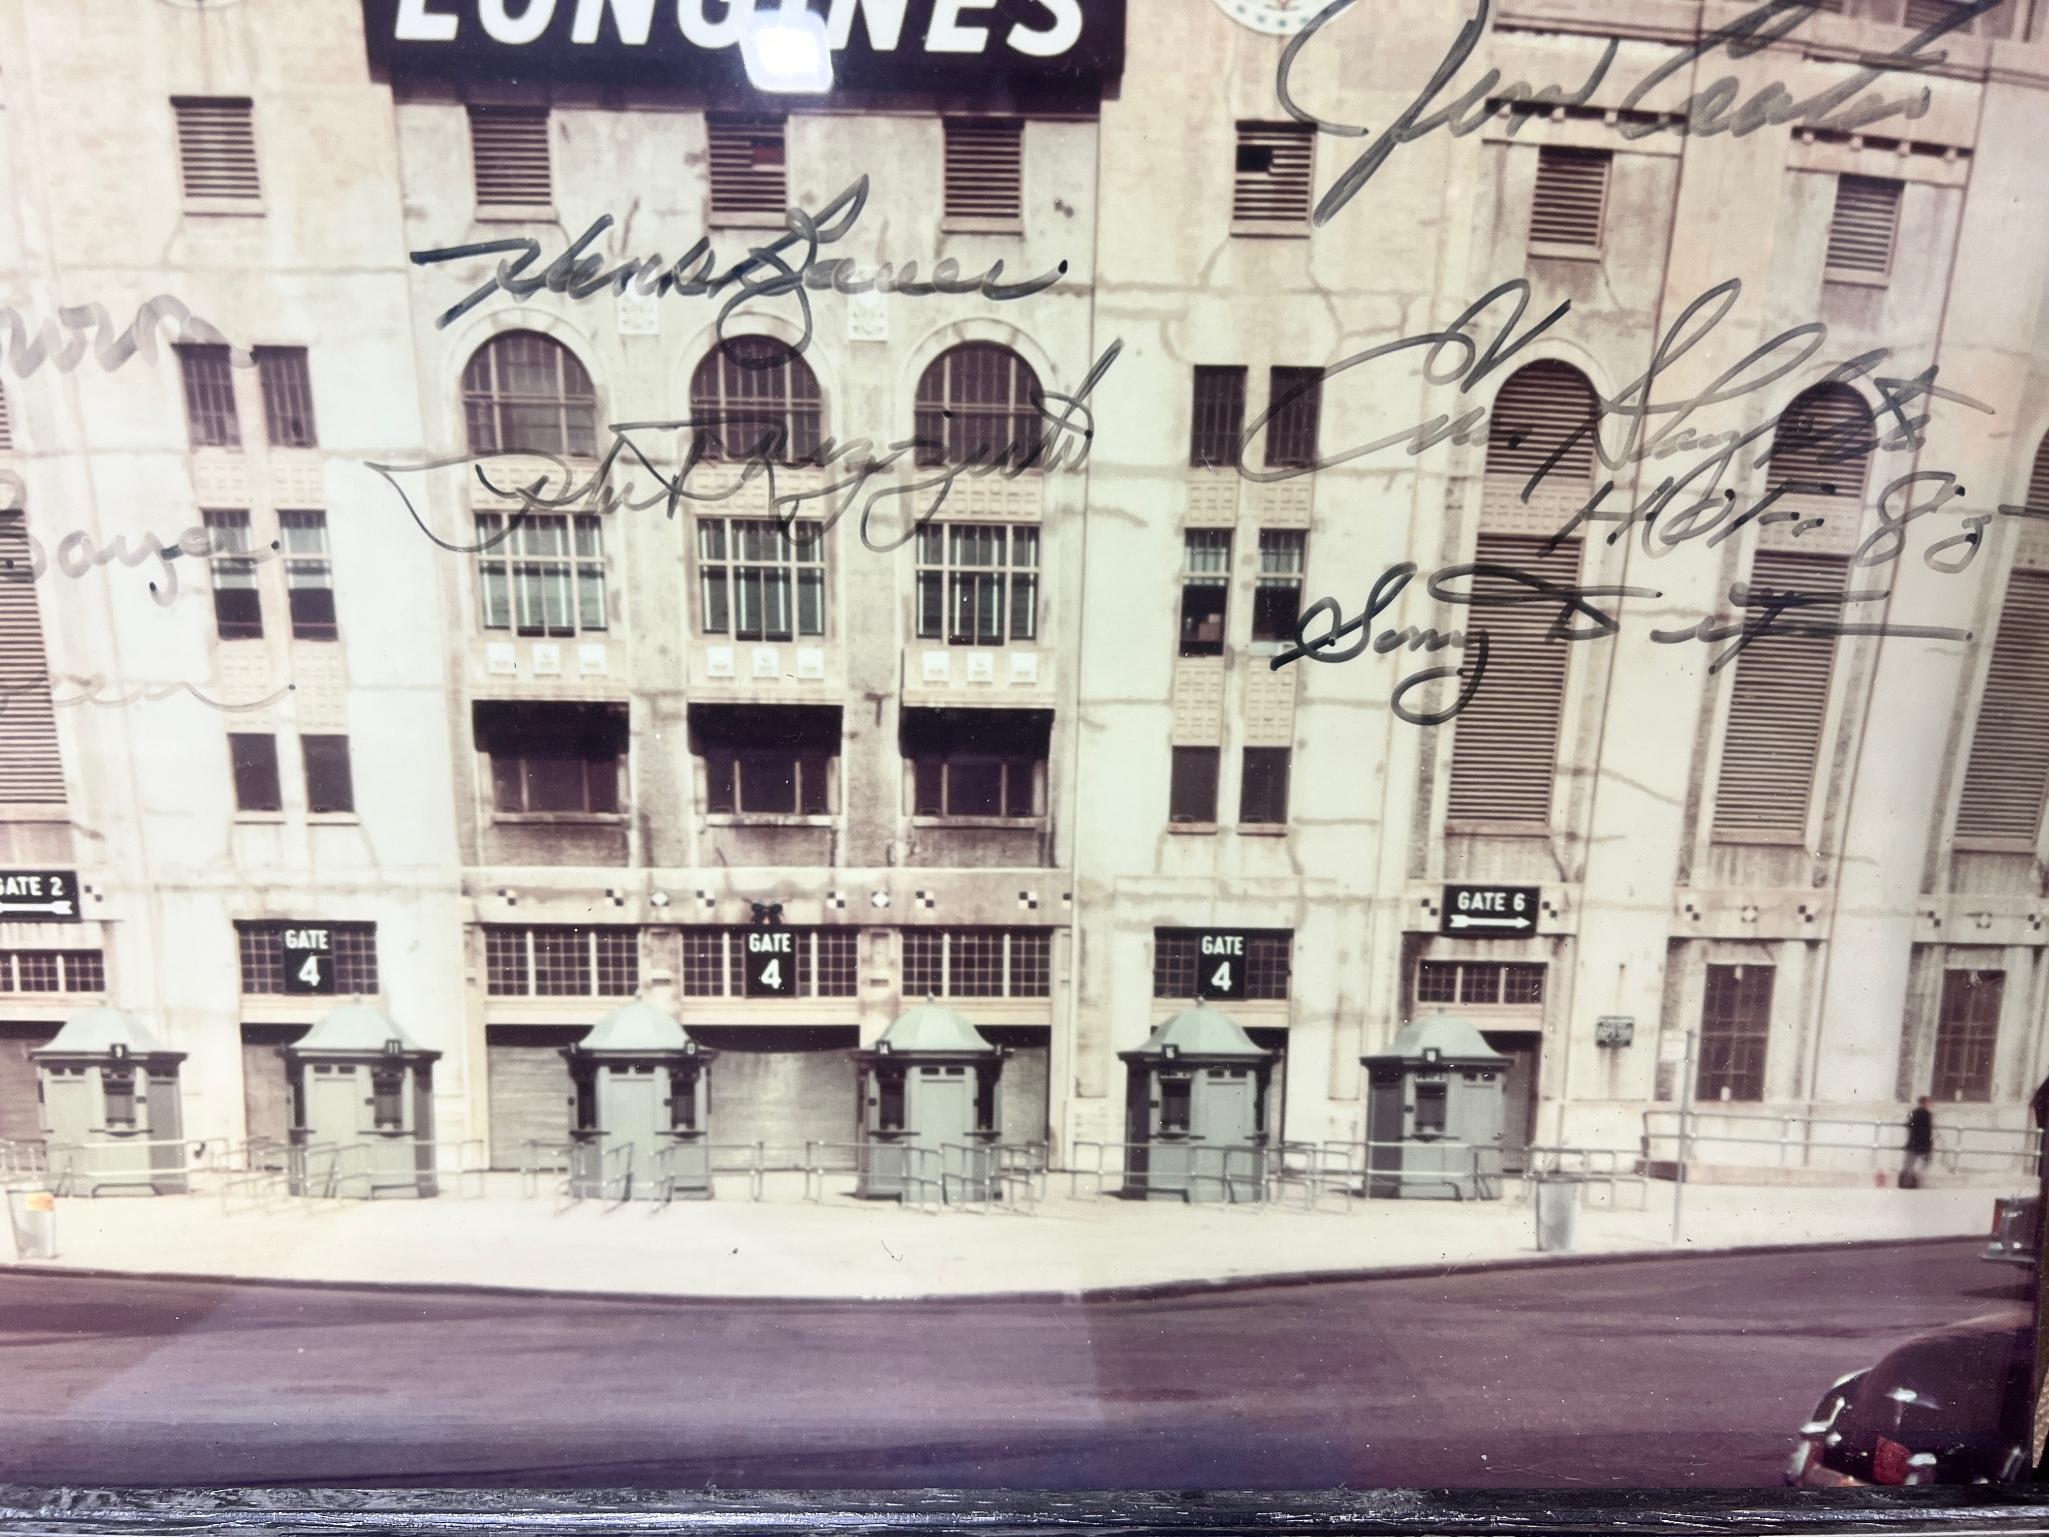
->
1439, 885, 1539, 936
0, 869, 80, 923
745, 927, 796, 996
1196, 932, 1247, 1001
281, 927, 336, 995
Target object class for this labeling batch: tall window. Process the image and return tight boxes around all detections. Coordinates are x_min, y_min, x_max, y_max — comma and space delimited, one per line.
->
1190, 366, 1247, 469
1699, 963, 1773, 1103
229, 732, 283, 813
280, 510, 336, 640
462, 332, 597, 458
475, 701, 626, 816
1239, 746, 1290, 825
678, 928, 857, 997
484, 926, 640, 997
235, 922, 378, 994
302, 734, 355, 815
1448, 361, 1599, 825
204, 509, 262, 639
1251, 530, 1306, 643
178, 344, 241, 448
915, 523, 1039, 645
476, 512, 607, 636
1153, 930, 1292, 1000
697, 517, 824, 641
706, 114, 787, 217
1932, 970, 2000, 1103
1265, 366, 1322, 469
691, 704, 840, 817
688, 337, 823, 463
469, 105, 552, 210
903, 707, 1049, 820
1179, 530, 1231, 657
255, 347, 317, 448
1529, 146, 1610, 253
914, 344, 1042, 468
901, 929, 1051, 999
1169, 746, 1220, 824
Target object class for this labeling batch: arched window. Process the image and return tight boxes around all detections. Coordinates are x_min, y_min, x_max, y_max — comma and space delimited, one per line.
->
1482, 359, 1598, 495
687, 336, 823, 463
914, 343, 1042, 468
462, 331, 597, 458
1764, 383, 1875, 507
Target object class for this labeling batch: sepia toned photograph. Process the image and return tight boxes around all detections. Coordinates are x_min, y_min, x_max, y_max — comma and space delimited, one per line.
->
0, 0, 2043, 1503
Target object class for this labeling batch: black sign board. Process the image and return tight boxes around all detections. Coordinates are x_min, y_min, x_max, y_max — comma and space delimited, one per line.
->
0, 869, 80, 923
1194, 931, 1247, 1001
281, 926, 336, 995
744, 927, 796, 996
1439, 885, 1539, 937
361, 0, 1125, 90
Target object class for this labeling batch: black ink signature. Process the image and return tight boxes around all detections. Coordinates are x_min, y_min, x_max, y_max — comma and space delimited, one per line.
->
1280, 0, 1999, 225
412, 177, 1069, 358
0, 497, 220, 608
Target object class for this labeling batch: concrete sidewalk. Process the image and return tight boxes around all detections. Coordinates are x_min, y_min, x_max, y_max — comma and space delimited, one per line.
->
0, 1171, 2013, 1300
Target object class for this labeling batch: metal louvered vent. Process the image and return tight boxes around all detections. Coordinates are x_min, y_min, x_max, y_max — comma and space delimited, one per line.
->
1485, 361, 1599, 493
1763, 384, 1874, 517
173, 97, 261, 202
0, 385, 12, 451
1529, 146, 1609, 251
707, 115, 788, 217
1825, 175, 1900, 278
1711, 550, 1850, 837
0, 511, 66, 804
1446, 533, 1584, 824
944, 118, 1023, 223
1955, 566, 2049, 843
1232, 122, 1314, 225
471, 107, 552, 208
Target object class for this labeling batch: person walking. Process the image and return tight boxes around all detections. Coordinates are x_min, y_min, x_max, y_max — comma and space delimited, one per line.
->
1901, 1096, 1935, 1189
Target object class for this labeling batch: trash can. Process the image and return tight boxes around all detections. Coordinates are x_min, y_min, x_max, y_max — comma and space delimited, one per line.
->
1534, 1172, 1582, 1253
5, 1186, 56, 1260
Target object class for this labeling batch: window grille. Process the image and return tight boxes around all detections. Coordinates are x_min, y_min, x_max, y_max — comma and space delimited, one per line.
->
462, 331, 597, 458
914, 524, 1038, 645
476, 513, 607, 636
235, 922, 378, 994
1698, 963, 1772, 1102
697, 517, 825, 641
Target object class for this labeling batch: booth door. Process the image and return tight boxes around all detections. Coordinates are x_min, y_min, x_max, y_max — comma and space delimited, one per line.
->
0, 1023, 55, 1141
1481, 1031, 1541, 1172
304, 1064, 361, 1144
916, 1066, 974, 1151
1204, 1066, 1259, 1145
606, 1067, 664, 1189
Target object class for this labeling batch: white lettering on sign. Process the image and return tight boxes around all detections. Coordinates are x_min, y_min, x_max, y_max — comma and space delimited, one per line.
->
573, 0, 658, 43
284, 928, 330, 951
747, 930, 795, 954
0, 874, 49, 898
825, 0, 909, 48
396, 0, 462, 39
1008, 0, 1078, 56
1200, 935, 1245, 956
482, 0, 560, 43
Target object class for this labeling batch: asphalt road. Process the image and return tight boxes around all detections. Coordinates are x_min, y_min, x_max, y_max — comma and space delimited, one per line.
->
0, 1240, 2024, 1489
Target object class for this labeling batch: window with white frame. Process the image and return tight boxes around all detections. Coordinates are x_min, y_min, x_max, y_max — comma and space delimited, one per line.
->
691, 704, 840, 817
903, 707, 1049, 820
483, 926, 640, 997
0, 950, 106, 993
914, 523, 1039, 646
688, 336, 823, 464
475, 512, 607, 636
697, 517, 825, 641
677, 927, 859, 997
901, 928, 1051, 999
204, 509, 262, 639
1179, 529, 1232, 657
280, 510, 336, 641
1251, 529, 1306, 643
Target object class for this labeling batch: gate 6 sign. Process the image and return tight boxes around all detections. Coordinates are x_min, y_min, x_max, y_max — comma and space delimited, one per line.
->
280, 926, 335, 995
1197, 931, 1248, 1000
1439, 885, 1539, 936
0, 869, 80, 922
744, 927, 796, 996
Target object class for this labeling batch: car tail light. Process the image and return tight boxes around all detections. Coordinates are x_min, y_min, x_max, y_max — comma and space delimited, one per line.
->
1873, 1437, 1910, 1486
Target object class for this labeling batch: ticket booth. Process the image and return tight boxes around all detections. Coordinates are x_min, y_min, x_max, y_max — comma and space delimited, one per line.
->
565, 999, 714, 1201
855, 1002, 1003, 1202
283, 1004, 440, 1199
1121, 1004, 1275, 1203
1363, 1014, 1510, 1200
32, 1007, 188, 1196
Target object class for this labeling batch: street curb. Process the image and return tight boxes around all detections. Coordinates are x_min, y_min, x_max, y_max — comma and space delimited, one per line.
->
0, 1230, 1990, 1310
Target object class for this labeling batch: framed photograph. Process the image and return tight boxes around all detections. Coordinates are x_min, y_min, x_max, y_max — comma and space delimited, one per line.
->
0, 0, 2043, 1529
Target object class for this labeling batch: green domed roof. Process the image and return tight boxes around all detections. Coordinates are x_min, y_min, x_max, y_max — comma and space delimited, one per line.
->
878, 1002, 994, 1054
1133, 1004, 1265, 1058
1371, 1013, 1508, 1064
294, 1003, 428, 1056
34, 1007, 175, 1058
579, 999, 693, 1054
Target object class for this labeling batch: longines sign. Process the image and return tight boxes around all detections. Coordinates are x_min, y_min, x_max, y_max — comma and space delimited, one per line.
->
362, 0, 1125, 86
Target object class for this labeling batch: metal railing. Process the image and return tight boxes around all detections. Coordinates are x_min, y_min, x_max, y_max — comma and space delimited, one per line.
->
1358, 1138, 1502, 1201
43, 1138, 231, 1197
650, 1141, 769, 1204
520, 1139, 575, 1200
0, 1140, 49, 1179
1517, 1145, 1651, 1210
1642, 1109, 2040, 1177
800, 1140, 942, 1211
1064, 1140, 1274, 1203
1268, 1141, 1364, 1213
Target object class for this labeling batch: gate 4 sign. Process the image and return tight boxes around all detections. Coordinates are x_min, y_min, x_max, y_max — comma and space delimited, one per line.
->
1439, 885, 1539, 936
0, 869, 80, 922
1196, 932, 1247, 1000
280, 926, 335, 995
745, 928, 796, 996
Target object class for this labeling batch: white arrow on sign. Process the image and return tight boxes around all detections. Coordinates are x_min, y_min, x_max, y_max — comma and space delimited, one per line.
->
0, 898, 74, 917
1448, 913, 1530, 931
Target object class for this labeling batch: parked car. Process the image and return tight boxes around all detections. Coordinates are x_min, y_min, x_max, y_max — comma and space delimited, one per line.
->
1985, 1193, 2040, 1266
1786, 1308, 2033, 1487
